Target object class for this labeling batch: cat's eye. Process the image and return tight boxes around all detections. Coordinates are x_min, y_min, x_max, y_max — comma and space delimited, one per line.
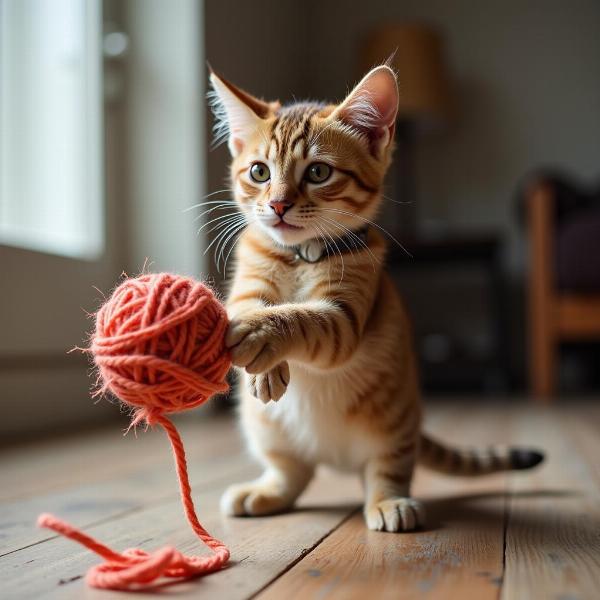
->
305, 162, 332, 184
250, 162, 270, 183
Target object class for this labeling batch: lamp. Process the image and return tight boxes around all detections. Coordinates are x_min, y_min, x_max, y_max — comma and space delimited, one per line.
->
363, 23, 453, 235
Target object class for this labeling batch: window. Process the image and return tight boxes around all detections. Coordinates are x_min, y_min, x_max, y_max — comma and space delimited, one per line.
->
0, 0, 103, 258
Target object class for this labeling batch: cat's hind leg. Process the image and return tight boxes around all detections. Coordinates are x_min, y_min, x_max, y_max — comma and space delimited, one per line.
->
363, 444, 425, 532
221, 449, 313, 516
221, 388, 314, 517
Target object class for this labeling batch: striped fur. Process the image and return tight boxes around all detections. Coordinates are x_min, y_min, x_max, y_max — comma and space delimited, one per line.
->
209, 66, 544, 532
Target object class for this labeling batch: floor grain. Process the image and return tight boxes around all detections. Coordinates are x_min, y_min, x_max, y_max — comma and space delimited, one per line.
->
502, 407, 600, 600
1, 401, 599, 600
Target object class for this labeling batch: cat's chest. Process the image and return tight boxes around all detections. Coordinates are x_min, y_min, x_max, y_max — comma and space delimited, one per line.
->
263, 363, 382, 470
275, 263, 324, 302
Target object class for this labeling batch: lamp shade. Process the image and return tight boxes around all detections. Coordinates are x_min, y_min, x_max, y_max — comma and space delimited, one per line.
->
362, 23, 453, 130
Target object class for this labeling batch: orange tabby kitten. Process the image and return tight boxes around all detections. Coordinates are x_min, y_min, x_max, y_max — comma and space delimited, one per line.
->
208, 65, 543, 532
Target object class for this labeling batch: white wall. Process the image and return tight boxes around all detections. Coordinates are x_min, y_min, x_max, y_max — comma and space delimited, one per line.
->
124, 0, 206, 277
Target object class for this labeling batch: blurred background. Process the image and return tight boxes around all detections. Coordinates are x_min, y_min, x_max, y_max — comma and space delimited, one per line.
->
1, 0, 599, 440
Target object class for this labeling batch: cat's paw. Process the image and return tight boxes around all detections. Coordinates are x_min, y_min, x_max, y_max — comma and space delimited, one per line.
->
248, 361, 290, 403
364, 497, 425, 532
221, 481, 294, 516
226, 312, 286, 373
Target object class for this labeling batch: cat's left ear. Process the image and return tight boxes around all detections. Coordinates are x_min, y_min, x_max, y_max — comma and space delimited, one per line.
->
333, 65, 399, 156
209, 70, 276, 156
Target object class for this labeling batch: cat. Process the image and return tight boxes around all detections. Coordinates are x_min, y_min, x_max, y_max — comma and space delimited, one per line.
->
207, 64, 543, 532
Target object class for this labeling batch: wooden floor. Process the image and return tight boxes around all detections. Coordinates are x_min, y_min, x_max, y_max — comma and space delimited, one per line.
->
1, 401, 599, 599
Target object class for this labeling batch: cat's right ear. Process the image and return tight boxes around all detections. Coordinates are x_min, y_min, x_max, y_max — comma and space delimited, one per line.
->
208, 70, 272, 156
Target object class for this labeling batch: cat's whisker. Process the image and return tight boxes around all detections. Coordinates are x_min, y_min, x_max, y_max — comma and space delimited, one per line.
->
312, 223, 333, 291
381, 194, 413, 206
316, 217, 358, 260
223, 218, 254, 277
211, 207, 255, 270
192, 202, 239, 223
204, 214, 245, 238
217, 218, 249, 273
316, 215, 379, 271
183, 190, 235, 212
316, 217, 365, 277
315, 221, 345, 285
319, 207, 413, 258
203, 215, 247, 259
199, 217, 246, 267
213, 226, 246, 275
197, 211, 243, 233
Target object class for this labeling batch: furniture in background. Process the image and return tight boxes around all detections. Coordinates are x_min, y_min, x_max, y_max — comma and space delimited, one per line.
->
388, 231, 511, 393
525, 174, 600, 399
362, 23, 453, 236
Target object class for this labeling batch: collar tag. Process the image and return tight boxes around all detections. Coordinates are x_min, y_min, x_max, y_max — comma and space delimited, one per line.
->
294, 226, 369, 264
296, 239, 324, 263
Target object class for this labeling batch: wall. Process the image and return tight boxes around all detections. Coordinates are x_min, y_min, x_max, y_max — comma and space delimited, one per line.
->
0, 0, 210, 438
0, 0, 124, 437
302, 0, 600, 271
124, 0, 206, 277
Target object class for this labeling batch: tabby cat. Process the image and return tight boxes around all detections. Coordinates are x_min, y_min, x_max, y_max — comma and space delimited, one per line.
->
208, 65, 543, 532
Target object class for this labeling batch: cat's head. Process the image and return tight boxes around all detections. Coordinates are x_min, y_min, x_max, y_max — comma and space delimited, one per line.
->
209, 65, 398, 247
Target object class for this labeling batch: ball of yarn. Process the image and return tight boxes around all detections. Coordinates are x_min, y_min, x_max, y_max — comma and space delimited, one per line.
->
91, 273, 231, 421
38, 273, 232, 590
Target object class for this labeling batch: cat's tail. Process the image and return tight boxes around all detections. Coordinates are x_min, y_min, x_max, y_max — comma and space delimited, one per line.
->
418, 434, 544, 476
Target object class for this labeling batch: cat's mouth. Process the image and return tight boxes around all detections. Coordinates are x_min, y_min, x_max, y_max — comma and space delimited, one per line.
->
273, 220, 303, 231
260, 216, 310, 246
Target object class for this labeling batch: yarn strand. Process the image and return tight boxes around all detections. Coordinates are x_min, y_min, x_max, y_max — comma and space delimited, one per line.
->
38, 412, 229, 590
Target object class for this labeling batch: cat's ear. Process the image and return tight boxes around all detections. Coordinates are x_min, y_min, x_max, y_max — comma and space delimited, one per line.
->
209, 70, 274, 156
333, 65, 399, 156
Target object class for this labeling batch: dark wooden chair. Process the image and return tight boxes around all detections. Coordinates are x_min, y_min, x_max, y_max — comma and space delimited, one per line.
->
527, 178, 600, 399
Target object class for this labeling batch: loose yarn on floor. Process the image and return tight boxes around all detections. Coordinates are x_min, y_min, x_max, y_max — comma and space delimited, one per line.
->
38, 273, 232, 590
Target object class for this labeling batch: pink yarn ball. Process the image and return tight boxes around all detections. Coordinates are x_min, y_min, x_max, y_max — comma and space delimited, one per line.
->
90, 273, 231, 418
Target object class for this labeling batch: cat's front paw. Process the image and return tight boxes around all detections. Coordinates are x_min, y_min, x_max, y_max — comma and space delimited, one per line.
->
226, 311, 287, 373
248, 361, 290, 403
364, 497, 425, 532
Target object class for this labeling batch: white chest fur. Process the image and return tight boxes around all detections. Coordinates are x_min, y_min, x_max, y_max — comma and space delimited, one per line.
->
262, 362, 383, 471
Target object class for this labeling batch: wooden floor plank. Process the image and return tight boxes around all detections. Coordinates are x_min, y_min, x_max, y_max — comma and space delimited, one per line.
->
0, 450, 252, 557
256, 404, 512, 600
2, 467, 361, 600
502, 405, 600, 600
0, 413, 235, 502
0, 414, 246, 555
3, 401, 599, 600
566, 407, 600, 487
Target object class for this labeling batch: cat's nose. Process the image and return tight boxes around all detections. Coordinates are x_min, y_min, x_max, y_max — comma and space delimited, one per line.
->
269, 200, 293, 217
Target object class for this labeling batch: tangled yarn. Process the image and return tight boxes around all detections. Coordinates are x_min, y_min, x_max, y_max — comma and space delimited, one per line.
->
38, 273, 233, 590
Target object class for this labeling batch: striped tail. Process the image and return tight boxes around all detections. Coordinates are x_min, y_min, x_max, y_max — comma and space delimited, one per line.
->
418, 434, 544, 476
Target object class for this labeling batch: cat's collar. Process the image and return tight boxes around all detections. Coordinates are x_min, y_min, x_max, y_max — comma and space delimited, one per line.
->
293, 226, 369, 264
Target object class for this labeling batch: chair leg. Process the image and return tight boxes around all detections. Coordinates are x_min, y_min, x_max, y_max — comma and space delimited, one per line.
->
530, 323, 556, 400
527, 181, 557, 402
